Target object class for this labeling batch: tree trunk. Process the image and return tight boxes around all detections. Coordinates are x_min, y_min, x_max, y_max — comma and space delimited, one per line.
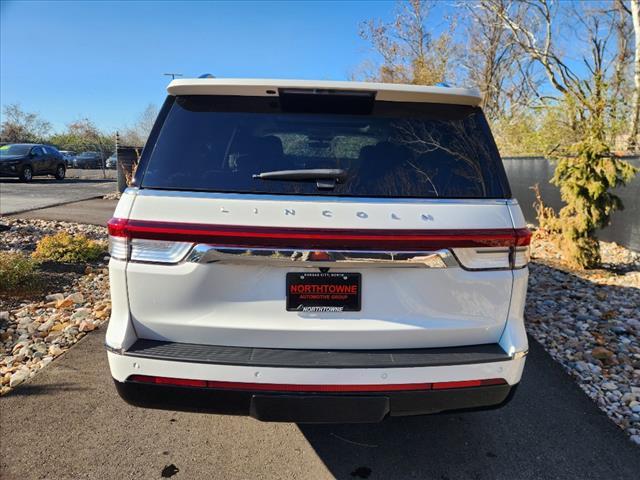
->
630, 0, 640, 151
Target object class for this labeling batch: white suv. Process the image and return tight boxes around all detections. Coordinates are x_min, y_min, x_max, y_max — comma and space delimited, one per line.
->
106, 78, 530, 423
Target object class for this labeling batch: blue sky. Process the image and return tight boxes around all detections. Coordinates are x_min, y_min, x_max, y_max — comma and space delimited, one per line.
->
1, 0, 433, 132
1, 0, 592, 133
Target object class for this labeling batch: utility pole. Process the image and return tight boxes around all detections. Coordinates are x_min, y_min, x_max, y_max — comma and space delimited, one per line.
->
163, 73, 183, 80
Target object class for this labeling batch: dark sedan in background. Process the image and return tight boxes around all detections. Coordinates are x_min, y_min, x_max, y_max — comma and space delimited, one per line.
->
73, 151, 104, 169
0, 143, 66, 182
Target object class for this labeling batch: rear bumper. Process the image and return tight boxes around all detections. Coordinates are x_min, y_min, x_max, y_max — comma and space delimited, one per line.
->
114, 378, 518, 423
107, 339, 526, 422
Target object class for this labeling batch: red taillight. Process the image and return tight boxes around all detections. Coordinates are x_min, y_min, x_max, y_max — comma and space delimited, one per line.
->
107, 217, 129, 237
432, 378, 506, 390
107, 218, 530, 251
128, 375, 506, 392
514, 228, 532, 246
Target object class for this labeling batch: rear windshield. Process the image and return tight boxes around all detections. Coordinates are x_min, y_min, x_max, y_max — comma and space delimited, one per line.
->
139, 95, 510, 198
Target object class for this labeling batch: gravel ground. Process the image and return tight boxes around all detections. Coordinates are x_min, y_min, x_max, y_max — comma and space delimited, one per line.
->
1, 219, 639, 446
527, 234, 640, 444
0, 218, 107, 253
0, 219, 110, 395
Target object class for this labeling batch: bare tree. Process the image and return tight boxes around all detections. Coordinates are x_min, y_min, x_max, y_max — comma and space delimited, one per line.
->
358, 0, 458, 85
608, 0, 633, 149
481, 1, 596, 110
460, 0, 539, 121
119, 104, 158, 147
481, 0, 638, 268
0, 104, 51, 143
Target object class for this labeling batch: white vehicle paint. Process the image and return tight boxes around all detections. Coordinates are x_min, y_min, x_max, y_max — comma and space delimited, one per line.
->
106, 78, 530, 422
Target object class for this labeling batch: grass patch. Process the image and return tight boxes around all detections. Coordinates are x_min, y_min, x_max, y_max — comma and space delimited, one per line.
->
0, 251, 43, 296
32, 232, 107, 263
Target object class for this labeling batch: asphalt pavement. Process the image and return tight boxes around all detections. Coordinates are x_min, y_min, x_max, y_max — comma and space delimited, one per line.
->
0, 170, 116, 216
1, 331, 638, 480
10, 198, 118, 226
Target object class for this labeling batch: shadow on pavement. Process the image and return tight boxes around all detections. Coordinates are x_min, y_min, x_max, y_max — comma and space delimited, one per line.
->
5, 382, 90, 397
298, 340, 640, 480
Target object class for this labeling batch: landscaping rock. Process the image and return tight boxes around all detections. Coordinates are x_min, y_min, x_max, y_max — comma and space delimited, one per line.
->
45, 293, 64, 302
527, 232, 640, 443
78, 320, 96, 332
591, 347, 614, 361
48, 345, 63, 357
71, 308, 90, 322
9, 369, 29, 387
55, 298, 74, 309
67, 293, 84, 305
1, 218, 110, 396
37, 319, 54, 332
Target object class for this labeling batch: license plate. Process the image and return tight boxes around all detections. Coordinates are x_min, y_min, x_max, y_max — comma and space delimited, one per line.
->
286, 272, 361, 312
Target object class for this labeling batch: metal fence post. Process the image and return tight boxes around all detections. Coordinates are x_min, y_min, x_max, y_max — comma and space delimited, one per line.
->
116, 132, 127, 193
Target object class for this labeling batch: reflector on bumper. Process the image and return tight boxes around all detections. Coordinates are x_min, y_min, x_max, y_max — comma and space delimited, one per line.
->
128, 375, 507, 392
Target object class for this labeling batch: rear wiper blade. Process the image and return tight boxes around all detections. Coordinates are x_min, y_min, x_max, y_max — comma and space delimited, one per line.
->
252, 169, 347, 189
253, 168, 347, 181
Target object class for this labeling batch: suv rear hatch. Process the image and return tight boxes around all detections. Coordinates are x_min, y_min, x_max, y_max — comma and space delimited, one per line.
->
110, 87, 527, 350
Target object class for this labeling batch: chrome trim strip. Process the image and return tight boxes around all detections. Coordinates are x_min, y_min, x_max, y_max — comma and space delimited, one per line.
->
185, 245, 459, 269
135, 188, 511, 205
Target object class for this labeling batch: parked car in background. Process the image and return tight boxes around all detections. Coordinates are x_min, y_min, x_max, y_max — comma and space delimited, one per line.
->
106, 154, 117, 169
59, 150, 76, 167
74, 151, 103, 169
107, 78, 530, 423
0, 143, 66, 182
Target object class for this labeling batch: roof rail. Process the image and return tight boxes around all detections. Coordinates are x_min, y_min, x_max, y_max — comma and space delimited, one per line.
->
198, 73, 215, 78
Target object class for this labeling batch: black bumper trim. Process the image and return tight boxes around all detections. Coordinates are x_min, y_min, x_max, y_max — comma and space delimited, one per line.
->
123, 339, 511, 369
115, 379, 517, 423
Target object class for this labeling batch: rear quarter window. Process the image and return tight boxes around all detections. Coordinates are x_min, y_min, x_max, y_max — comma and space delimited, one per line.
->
138, 95, 510, 199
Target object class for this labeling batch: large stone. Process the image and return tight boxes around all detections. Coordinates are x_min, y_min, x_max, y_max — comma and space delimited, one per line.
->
71, 308, 90, 322
45, 293, 64, 302
9, 370, 29, 387
48, 345, 63, 356
78, 320, 96, 332
591, 347, 614, 360
37, 319, 54, 332
0, 311, 9, 322
621, 393, 636, 405
55, 298, 74, 309
67, 292, 84, 304
50, 322, 69, 332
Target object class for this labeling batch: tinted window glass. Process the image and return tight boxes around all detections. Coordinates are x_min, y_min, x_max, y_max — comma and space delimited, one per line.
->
0, 144, 31, 156
140, 95, 510, 198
